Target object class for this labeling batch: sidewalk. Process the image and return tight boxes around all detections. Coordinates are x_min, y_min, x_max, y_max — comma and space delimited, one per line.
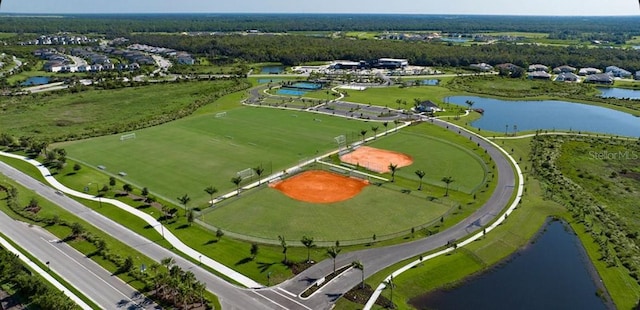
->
0, 151, 264, 289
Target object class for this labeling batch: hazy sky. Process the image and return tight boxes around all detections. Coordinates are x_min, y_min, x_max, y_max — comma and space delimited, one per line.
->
1, 0, 638, 15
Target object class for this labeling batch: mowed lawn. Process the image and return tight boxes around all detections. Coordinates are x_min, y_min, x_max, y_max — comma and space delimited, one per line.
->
367, 125, 488, 193
59, 107, 369, 204
343, 84, 455, 108
205, 184, 450, 241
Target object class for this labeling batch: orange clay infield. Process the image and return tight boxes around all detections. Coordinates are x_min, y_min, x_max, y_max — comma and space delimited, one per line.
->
270, 170, 369, 203
339, 146, 413, 173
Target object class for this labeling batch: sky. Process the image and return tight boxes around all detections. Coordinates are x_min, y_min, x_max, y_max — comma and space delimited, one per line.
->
1, 0, 638, 16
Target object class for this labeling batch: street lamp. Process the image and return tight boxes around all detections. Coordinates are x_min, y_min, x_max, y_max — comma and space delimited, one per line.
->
88, 182, 102, 208
199, 255, 202, 265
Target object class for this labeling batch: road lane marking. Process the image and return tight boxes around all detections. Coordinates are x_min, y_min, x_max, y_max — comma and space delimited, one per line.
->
41, 237, 139, 307
252, 291, 288, 310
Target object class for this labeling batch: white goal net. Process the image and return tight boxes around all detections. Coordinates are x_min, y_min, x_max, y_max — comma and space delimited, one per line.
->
215, 112, 227, 118
120, 133, 136, 141
334, 135, 346, 148
236, 168, 256, 180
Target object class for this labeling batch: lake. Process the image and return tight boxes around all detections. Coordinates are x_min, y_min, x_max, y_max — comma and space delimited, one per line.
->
410, 221, 609, 310
598, 87, 640, 99
447, 96, 640, 137
261, 66, 285, 74
20, 76, 50, 86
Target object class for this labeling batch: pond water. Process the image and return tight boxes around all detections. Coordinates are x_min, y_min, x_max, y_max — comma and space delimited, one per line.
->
261, 66, 285, 74
440, 37, 470, 43
277, 88, 307, 96
447, 96, 640, 137
257, 78, 283, 84
20, 76, 50, 86
422, 79, 439, 86
410, 221, 609, 310
598, 87, 640, 99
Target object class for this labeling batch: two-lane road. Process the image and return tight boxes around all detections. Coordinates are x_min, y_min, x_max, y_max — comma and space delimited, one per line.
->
0, 206, 158, 309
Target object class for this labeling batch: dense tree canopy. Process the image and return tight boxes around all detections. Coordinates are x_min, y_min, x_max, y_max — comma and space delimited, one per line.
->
130, 34, 640, 72
1, 14, 640, 35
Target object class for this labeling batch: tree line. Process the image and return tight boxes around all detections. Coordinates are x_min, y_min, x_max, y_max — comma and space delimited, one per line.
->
2, 14, 640, 35
130, 34, 640, 72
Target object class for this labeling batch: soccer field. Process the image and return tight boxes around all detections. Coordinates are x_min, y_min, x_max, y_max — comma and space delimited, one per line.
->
60, 107, 371, 204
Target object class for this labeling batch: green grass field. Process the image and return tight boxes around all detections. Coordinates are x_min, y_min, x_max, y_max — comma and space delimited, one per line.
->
367, 128, 488, 194
1, 80, 242, 140
59, 107, 371, 204
343, 84, 456, 109
204, 181, 451, 242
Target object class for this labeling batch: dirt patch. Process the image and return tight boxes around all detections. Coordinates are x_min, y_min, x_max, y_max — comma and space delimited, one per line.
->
270, 170, 368, 203
340, 146, 413, 173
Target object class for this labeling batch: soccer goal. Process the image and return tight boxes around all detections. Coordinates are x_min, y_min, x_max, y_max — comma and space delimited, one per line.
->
334, 135, 346, 149
215, 112, 227, 118
120, 133, 136, 141
236, 168, 256, 180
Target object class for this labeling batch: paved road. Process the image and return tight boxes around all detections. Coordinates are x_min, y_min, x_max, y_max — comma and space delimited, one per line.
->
0, 161, 295, 310
0, 196, 158, 309
276, 116, 516, 309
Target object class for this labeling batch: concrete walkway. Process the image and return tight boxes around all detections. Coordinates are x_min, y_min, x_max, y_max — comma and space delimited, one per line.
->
0, 232, 93, 310
363, 119, 524, 309
0, 151, 264, 289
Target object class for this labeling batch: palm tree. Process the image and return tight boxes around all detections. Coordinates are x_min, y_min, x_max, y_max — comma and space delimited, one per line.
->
384, 275, 396, 309
388, 163, 398, 182
442, 176, 455, 196
465, 100, 475, 111
415, 169, 426, 190
383, 122, 389, 135
360, 129, 368, 142
250, 243, 259, 260
231, 176, 243, 195
371, 126, 379, 139
327, 246, 341, 274
301, 236, 315, 263
278, 235, 288, 263
351, 260, 365, 289
161, 257, 175, 271
254, 165, 265, 185
204, 186, 218, 206
177, 194, 191, 217
216, 228, 224, 241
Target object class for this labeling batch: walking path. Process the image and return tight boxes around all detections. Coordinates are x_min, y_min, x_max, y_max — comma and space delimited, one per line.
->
0, 151, 264, 289
362, 119, 524, 309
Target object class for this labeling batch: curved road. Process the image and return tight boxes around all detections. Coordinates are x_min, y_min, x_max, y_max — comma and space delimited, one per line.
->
0, 90, 518, 309
275, 116, 517, 309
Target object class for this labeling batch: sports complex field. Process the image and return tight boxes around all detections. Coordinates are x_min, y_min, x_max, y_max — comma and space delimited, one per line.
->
60, 107, 369, 203
59, 96, 490, 243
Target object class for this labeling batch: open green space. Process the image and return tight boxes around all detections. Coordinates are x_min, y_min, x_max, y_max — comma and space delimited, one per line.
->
59, 107, 370, 205
204, 180, 451, 242
367, 128, 488, 194
1, 80, 245, 141
338, 136, 640, 310
343, 84, 456, 109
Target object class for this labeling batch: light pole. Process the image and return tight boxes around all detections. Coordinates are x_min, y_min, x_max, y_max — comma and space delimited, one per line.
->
88, 182, 102, 208
199, 255, 202, 265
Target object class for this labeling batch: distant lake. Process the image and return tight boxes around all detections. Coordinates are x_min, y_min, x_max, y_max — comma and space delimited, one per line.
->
598, 87, 640, 99
440, 37, 470, 43
20, 76, 50, 86
410, 221, 609, 310
447, 96, 640, 137
422, 79, 439, 86
261, 66, 285, 74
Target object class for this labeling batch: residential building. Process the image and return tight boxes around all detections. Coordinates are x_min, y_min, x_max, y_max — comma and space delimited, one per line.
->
528, 64, 549, 72
554, 72, 579, 82
528, 71, 551, 79
578, 67, 602, 76
584, 73, 614, 84
605, 66, 632, 78
552, 65, 576, 74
